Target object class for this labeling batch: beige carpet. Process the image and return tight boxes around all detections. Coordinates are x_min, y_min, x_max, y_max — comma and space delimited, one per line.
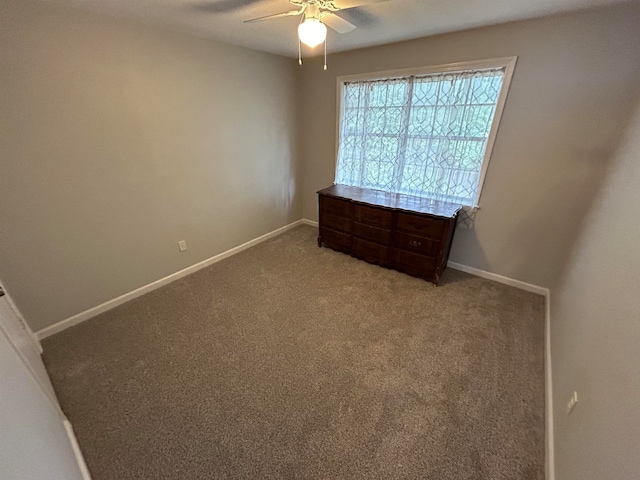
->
43, 225, 545, 479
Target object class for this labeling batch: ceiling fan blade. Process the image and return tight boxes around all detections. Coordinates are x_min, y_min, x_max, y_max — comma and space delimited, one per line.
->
321, 13, 356, 33
330, 0, 390, 10
190, 0, 264, 14
244, 8, 304, 24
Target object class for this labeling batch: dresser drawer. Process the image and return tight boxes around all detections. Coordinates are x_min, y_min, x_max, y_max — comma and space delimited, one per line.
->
320, 196, 352, 218
320, 212, 352, 233
393, 231, 439, 256
391, 249, 437, 278
352, 237, 390, 267
353, 204, 393, 228
319, 227, 351, 253
352, 221, 392, 245
396, 212, 444, 237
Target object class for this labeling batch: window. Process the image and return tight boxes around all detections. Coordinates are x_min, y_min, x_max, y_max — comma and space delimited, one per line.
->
335, 58, 516, 208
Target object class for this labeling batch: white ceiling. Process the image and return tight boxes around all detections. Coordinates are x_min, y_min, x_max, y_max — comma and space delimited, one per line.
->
40, 0, 627, 58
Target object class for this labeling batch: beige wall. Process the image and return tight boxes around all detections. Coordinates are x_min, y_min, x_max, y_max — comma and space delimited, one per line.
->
550, 95, 640, 480
299, 3, 640, 288
0, 0, 301, 332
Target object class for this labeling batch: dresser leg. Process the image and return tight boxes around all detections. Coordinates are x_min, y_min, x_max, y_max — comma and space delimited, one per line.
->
317, 236, 322, 248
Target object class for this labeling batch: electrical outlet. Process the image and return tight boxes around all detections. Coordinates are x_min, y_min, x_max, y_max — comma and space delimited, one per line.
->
178, 240, 187, 252
566, 391, 578, 415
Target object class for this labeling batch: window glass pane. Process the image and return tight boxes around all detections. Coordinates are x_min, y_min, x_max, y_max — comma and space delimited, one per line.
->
367, 107, 403, 135
368, 81, 407, 107
412, 79, 440, 106
407, 106, 435, 136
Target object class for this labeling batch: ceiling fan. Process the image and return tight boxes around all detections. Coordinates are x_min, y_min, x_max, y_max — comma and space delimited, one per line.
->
244, 0, 390, 68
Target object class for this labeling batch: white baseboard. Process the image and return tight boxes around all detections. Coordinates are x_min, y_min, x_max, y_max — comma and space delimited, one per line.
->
545, 291, 555, 480
63, 419, 92, 480
447, 260, 554, 479
0, 279, 43, 353
447, 261, 549, 297
301, 218, 319, 227
36, 220, 305, 340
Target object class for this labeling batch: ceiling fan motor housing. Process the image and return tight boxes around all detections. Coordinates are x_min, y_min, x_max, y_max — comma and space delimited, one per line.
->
290, 0, 341, 13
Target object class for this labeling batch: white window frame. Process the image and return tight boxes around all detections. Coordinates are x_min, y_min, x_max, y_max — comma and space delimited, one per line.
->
334, 56, 517, 207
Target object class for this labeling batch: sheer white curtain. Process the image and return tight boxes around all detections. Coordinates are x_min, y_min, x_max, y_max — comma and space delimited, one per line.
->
335, 67, 506, 226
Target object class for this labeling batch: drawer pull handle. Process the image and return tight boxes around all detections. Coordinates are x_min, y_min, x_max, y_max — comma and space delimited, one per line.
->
409, 240, 422, 247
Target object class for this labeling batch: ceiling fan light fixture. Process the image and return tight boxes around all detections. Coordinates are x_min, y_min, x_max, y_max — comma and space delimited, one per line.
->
298, 18, 327, 48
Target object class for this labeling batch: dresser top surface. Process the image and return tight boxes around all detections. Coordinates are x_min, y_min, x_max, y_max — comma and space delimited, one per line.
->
318, 184, 462, 218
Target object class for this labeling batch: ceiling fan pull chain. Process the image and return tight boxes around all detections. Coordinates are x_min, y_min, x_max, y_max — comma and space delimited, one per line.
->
324, 35, 327, 70
298, 12, 304, 65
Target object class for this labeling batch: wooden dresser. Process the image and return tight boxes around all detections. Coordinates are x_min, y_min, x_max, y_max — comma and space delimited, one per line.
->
317, 185, 461, 285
